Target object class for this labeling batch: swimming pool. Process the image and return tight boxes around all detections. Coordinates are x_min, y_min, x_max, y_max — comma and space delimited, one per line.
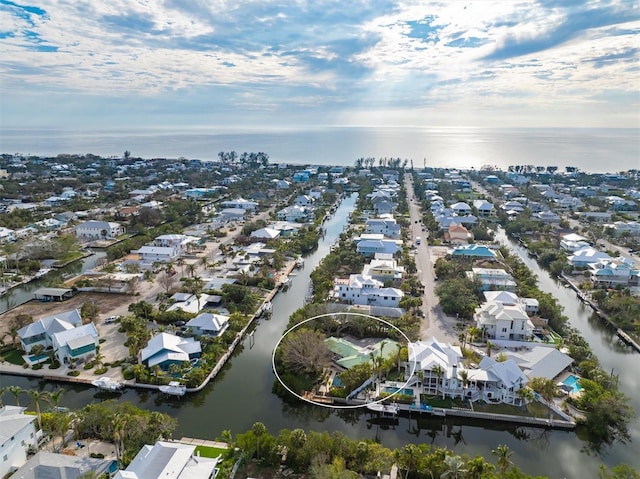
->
562, 374, 582, 394
384, 387, 414, 396
332, 376, 343, 387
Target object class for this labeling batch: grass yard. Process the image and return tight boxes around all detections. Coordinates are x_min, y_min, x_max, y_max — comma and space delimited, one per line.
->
0, 348, 26, 365
472, 401, 564, 420
194, 445, 227, 458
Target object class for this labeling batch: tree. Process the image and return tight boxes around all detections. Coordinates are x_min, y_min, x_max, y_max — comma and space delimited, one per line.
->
492, 444, 513, 478
432, 365, 445, 398
280, 329, 332, 376
252, 421, 267, 460
441, 455, 467, 479
486, 341, 495, 358
158, 271, 177, 294
186, 263, 196, 278
458, 370, 470, 392
80, 302, 100, 322
27, 389, 49, 430
8, 385, 22, 406
47, 388, 65, 411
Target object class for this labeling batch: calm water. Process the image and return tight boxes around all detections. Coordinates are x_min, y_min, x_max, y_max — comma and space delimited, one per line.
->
2, 127, 638, 173
1, 199, 639, 475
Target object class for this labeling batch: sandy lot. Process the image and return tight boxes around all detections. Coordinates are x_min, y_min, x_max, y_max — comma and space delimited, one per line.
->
0, 292, 129, 338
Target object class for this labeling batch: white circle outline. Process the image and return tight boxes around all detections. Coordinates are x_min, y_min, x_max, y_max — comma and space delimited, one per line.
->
271, 312, 417, 409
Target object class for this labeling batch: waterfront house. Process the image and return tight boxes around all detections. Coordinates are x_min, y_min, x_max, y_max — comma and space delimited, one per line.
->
250, 227, 281, 240
220, 198, 258, 210
408, 338, 463, 395
75, 220, 124, 240
483, 291, 539, 315
17, 309, 82, 354
468, 268, 516, 292
450, 244, 497, 259
356, 239, 401, 257
589, 260, 640, 288
475, 301, 534, 341
567, 247, 612, 268
503, 345, 573, 381
137, 245, 180, 264
277, 205, 311, 222
0, 406, 39, 478
186, 313, 230, 337
445, 224, 472, 245
362, 256, 404, 282
294, 195, 316, 208
51, 322, 99, 365
365, 217, 401, 239
467, 357, 528, 405
333, 274, 404, 308
114, 441, 219, 479
560, 233, 590, 252
325, 337, 400, 370
140, 333, 201, 370
12, 451, 116, 479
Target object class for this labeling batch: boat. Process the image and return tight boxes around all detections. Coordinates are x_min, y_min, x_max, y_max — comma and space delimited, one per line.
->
33, 268, 52, 279
91, 377, 124, 392
159, 381, 187, 397
295, 257, 305, 268
366, 402, 399, 415
258, 301, 272, 318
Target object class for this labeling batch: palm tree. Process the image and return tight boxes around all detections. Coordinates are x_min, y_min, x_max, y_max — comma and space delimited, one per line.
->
486, 341, 495, 358
516, 387, 535, 405
396, 443, 420, 479
441, 455, 468, 479
27, 389, 49, 430
467, 456, 494, 479
0, 386, 7, 406
8, 386, 22, 406
176, 258, 185, 276
492, 444, 513, 478
252, 422, 267, 460
186, 263, 196, 278
458, 370, 470, 396
46, 388, 64, 411
432, 365, 445, 398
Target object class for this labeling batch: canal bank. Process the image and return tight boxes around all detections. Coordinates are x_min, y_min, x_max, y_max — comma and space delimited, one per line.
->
2, 198, 638, 477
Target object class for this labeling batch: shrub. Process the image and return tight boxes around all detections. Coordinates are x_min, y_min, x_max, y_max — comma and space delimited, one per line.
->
32, 364, 43, 370
68, 371, 80, 377
94, 367, 108, 375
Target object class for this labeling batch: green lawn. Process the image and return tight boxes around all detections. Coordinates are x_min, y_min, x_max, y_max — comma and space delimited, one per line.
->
420, 395, 453, 408
194, 445, 227, 458
472, 401, 564, 420
0, 348, 26, 365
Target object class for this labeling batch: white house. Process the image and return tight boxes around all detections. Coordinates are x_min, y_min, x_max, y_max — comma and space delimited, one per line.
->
277, 205, 311, 222
220, 198, 258, 210
250, 227, 281, 240
568, 247, 612, 268
333, 274, 403, 308
51, 323, 99, 365
140, 333, 201, 370
294, 195, 315, 207
137, 246, 180, 264
12, 451, 115, 479
589, 260, 640, 288
450, 202, 472, 216
468, 268, 517, 292
0, 406, 39, 478
186, 313, 230, 337
75, 220, 124, 240
535, 210, 561, 223
483, 291, 539, 315
475, 301, 534, 341
114, 441, 219, 479
0, 227, 16, 242
153, 234, 200, 253
17, 310, 82, 354
362, 257, 404, 282
365, 218, 401, 238
356, 239, 401, 257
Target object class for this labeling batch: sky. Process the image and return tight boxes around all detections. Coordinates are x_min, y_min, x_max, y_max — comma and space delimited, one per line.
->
1, 0, 639, 130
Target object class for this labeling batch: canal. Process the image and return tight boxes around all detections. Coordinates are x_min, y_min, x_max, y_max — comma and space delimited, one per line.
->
1, 203, 638, 475
0, 251, 107, 314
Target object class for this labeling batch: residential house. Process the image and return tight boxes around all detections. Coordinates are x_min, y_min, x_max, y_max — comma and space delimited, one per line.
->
483, 291, 539, 315
325, 337, 400, 371
294, 195, 315, 208
11, 451, 116, 479
76, 220, 124, 240
373, 200, 397, 216
51, 322, 99, 365
467, 356, 528, 405
365, 218, 401, 239
568, 247, 613, 268
153, 234, 200, 254
445, 224, 472, 245
560, 233, 590, 252
468, 268, 517, 292
114, 441, 219, 479
500, 200, 525, 213
450, 244, 498, 259
277, 205, 311, 222
577, 211, 612, 223
250, 227, 281, 240
450, 202, 472, 216
503, 345, 574, 380
17, 309, 82, 354
293, 171, 310, 183
140, 333, 201, 370
475, 301, 534, 341
333, 274, 403, 308
362, 256, 404, 282
0, 226, 15, 242
220, 198, 258, 210
535, 210, 561, 223
473, 199, 494, 217
137, 245, 180, 264
589, 260, 640, 288
356, 239, 401, 257
0, 406, 39, 478
186, 313, 230, 337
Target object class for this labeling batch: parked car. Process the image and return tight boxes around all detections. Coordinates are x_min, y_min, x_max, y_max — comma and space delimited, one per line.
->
175, 320, 186, 327
105, 315, 119, 324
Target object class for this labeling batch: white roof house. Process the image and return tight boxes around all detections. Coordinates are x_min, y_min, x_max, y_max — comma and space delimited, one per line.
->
17, 310, 82, 353
503, 346, 573, 380
475, 301, 534, 341
51, 322, 99, 365
186, 313, 230, 337
114, 441, 220, 479
568, 247, 613, 268
334, 274, 404, 308
409, 338, 462, 376
137, 246, 180, 263
220, 198, 258, 210
75, 220, 124, 240
0, 406, 38, 478
13, 451, 115, 479
450, 202, 472, 215
140, 333, 202, 369
250, 227, 281, 240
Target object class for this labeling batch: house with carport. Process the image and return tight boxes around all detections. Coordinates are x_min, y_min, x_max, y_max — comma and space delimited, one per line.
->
140, 332, 201, 370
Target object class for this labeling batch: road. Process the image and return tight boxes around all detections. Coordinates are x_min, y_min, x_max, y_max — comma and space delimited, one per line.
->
404, 174, 458, 343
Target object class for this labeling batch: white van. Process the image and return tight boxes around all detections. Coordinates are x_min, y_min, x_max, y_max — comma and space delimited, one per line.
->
415, 236, 421, 245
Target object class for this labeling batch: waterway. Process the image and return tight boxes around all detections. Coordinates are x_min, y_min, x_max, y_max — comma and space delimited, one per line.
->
1, 204, 638, 475
0, 251, 106, 314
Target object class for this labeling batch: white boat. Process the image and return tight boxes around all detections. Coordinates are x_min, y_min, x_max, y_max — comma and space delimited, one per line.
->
258, 302, 272, 317
91, 377, 124, 392
159, 381, 187, 397
366, 402, 400, 415
33, 268, 52, 279
295, 258, 304, 268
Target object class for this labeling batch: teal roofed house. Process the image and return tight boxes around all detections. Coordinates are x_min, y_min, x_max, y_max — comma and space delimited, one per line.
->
325, 337, 400, 370
451, 244, 498, 258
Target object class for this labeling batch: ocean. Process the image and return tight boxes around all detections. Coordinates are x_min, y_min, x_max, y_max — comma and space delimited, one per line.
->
1, 127, 638, 173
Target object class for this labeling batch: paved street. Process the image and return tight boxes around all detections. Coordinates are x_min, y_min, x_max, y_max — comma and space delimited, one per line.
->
405, 174, 458, 343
